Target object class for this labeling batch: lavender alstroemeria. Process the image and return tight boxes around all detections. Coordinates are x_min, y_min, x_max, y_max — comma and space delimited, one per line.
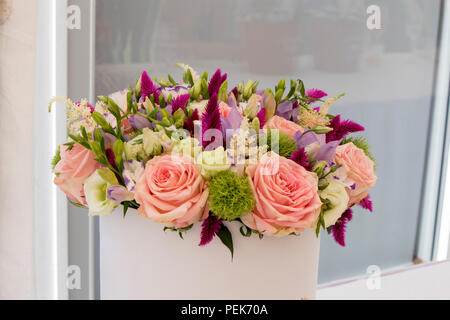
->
221, 105, 243, 144
91, 129, 117, 149
157, 85, 190, 100
128, 114, 153, 130
122, 160, 144, 192
275, 101, 293, 120
107, 185, 134, 202
294, 131, 341, 163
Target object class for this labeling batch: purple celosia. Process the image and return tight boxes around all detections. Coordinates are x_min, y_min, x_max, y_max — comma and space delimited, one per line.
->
202, 93, 223, 149
306, 88, 327, 101
140, 71, 160, 103
256, 108, 266, 128
199, 215, 223, 246
171, 93, 190, 114
290, 148, 311, 170
208, 69, 227, 96
331, 208, 353, 247
184, 109, 199, 135
231, 87, 239, 100
326, 115, 365, 143
359, 194, 373, 212
105, 148, 121, 182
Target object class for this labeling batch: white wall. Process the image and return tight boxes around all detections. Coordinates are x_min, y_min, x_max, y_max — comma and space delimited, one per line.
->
0, 0, 37, 299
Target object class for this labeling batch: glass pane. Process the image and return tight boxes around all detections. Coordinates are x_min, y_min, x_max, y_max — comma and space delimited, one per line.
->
95, 0, 441, 283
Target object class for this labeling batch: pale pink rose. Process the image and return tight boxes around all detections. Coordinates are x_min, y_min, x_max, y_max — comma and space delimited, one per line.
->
264, 115, 304, 139
218, 101, 232, 118
334, 142, 377, 206
54, 144, 101, 205
135, 154, 209, 228
242, 152, 322, 236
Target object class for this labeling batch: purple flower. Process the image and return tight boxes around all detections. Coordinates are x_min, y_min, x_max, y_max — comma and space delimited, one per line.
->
199, 215, 223, 246
290, 148, 311, 170
105, 148, 122, 183
326, 115, 365, 143
171, 93, 190, 114
140, 71, 160, 103
306, 89, 327, 101
122, 160, 144, 192
294, 131, 341, 163
275, 101, 294, 120
256, 108, 266, 128
107, 185, 134, 202
184, 109, 199, 134
128, 114, 152, 130
208, 69, 227, 96
331, 208, 353, 247
359, 194, 373, 212
201, 93, 223, 149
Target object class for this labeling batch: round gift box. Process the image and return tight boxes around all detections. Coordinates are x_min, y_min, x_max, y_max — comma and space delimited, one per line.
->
100, 208, 320, 300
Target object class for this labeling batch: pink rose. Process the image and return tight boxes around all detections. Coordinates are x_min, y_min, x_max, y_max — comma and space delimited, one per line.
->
264, 115, 304, 139
54, 144, 101, 205
334, 142, 377, 206
135, 154, 209, 228
242, 152, 322, 236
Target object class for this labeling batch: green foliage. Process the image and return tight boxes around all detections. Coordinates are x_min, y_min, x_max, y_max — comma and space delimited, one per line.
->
51, 146, 61, 171
209, 170, 255, 221
260, 130, 297, 158
216, 225, 234, 260
342, 136, 377, 166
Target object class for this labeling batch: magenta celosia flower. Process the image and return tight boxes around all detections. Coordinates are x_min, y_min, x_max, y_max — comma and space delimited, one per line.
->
306, 88, 327, 101
256, 108, 266, 128
359, 194, 373, 212
201, 93, 223, 149
290, 148, 310, 170
184, 109, 199, 134
199, 215, 223, 246
140, 71, 160, 103
331, 208, 353, 247
326, 115, 365, 143
171, 93, 190, 114
208, 69, 227, 96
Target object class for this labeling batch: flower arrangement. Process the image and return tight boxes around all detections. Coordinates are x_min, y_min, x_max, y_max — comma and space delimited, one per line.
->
50, 64, 377, 257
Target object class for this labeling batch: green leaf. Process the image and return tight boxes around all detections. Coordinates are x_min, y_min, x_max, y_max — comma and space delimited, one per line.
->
298, 79, 305, 97
239, 225, 252, 238
216, 225, 234, 260
168, 74, 177, 86
123, 203, 129, 218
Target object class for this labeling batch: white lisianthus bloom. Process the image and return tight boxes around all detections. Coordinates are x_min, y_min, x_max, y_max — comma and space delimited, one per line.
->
196, 146, 231, 179
84, 168, 120, 216
172, 137, 202, 158
319, 180, 349, 227
124, 128, 163, 162
143, 128, 163, 156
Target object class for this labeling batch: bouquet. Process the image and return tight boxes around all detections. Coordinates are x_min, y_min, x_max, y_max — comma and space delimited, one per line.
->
50, 64, 377, 256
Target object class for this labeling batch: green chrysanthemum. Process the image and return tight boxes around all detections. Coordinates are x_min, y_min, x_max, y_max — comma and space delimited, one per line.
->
260, 129, 297, 158
209, 170, 255, 221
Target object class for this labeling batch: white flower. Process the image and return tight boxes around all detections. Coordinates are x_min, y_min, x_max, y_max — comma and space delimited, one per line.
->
172, 137, 202, 158
84, 168, 120, 216
109, 89, 129, 112
319, 180, 349, 227
124, 128, 163, 162
196, 146, 231, 179
189, 100, 208, 114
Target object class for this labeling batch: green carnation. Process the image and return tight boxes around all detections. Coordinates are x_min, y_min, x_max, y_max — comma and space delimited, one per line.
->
260, 129, 297, 158
209, 170, 255, 221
